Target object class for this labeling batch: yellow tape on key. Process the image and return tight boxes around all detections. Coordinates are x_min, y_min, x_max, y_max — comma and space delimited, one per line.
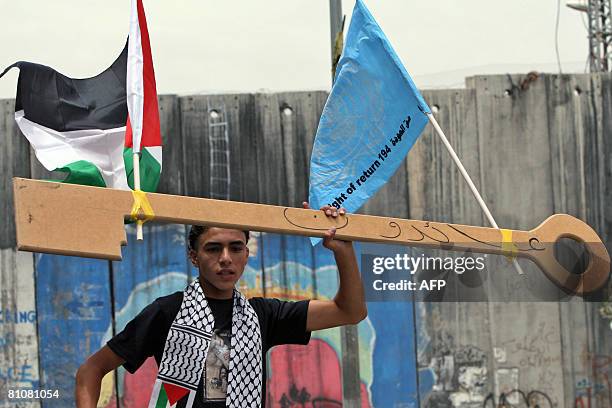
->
500, 228, 518, 262
130, 190, 155, 226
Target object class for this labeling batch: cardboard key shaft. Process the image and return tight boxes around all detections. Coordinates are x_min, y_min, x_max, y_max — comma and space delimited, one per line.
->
13, 178, 610, 294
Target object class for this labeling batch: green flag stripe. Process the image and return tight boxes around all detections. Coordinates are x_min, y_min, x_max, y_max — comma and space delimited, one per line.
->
123, 147, 162, 192
155, 386, 168, 408
54, 160, 107, 187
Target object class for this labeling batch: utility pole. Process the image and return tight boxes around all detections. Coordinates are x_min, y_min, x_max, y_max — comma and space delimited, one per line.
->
328, 3, 362, 407
329, 0, 343, 66
588, 0, 612, 71
568, 0, 612, 71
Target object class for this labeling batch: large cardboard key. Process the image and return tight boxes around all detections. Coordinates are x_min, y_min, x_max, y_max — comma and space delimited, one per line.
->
13, 177, 610, 294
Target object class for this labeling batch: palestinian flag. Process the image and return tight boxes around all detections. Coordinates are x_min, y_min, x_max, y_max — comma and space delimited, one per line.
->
149, 379, 196, 408
0, 0, 161, 191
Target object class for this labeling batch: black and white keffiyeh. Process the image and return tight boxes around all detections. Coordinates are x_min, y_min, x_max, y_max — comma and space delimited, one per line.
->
148, 279, 262, 408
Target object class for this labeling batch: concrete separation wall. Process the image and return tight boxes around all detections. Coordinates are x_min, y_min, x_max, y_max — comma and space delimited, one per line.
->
0, 73, 610, 407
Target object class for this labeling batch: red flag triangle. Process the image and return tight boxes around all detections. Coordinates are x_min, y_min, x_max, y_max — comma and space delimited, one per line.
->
162, 382, 190, 406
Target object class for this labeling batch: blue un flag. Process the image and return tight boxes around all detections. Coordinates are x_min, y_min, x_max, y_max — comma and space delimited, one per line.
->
308, 0, 430, 245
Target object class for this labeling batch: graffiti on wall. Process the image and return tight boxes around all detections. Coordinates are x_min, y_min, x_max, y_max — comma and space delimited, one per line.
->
0, 250, 40, 407
575, 351, 612, 408
35, 253, 112, 407
421, 343, 488, 407
414, 305, 489, 408
268, 340, 370, 408
483, 389, 553, 408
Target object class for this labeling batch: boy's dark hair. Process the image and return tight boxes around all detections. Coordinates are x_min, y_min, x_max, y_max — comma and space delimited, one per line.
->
188, 226, 250, 251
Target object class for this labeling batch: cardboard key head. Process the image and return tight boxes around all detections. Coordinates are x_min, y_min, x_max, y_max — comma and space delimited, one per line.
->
531, 214, 610, 294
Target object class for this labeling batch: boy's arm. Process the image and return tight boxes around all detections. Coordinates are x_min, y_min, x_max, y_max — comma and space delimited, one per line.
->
75, 345, 125, 408
304, 204, 368, 331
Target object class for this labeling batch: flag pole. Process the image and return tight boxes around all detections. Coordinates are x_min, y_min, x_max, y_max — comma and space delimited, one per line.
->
133, 152, 144, 240
328, 2, 362, 407
426, 112, 525, 275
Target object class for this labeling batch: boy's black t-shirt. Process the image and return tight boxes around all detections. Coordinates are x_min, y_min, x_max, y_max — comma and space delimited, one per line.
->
107, 292, 311, 408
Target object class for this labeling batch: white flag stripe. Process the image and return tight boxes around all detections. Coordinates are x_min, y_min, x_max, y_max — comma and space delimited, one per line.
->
127, 0, 144, 153
147, 379, 162, 408
184, 390, 196, 408
146, 146, 163, 170
15, 110, 130, 190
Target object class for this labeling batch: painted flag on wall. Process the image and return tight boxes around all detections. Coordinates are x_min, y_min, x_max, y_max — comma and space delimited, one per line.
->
0, 0, 161, 191
308, 0, 430, 218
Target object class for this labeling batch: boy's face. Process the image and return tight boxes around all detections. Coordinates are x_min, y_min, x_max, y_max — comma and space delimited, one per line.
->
189, 227, 249, 299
